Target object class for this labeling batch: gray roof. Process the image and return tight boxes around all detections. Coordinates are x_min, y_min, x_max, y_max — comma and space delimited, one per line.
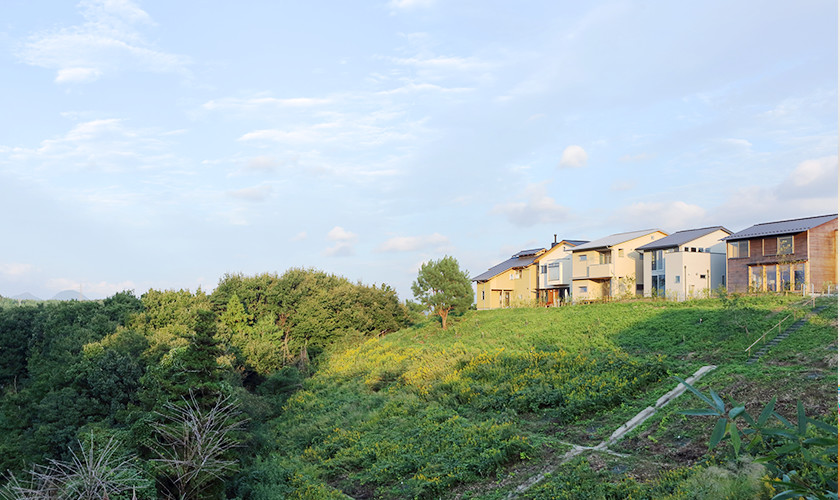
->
560, 239, 589, 247
723, 214, 837, 241
572, 229, 664, 251
511, 248, 544, 258
472, 249, 545, 282
637, 226, 731, 251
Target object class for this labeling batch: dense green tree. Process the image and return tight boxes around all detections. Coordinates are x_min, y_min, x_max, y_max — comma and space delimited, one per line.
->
0, 305, 39, 389
139, 309, 227, 411
411, 255, 473, 330
0, 297, 144, 473
211, 270, 407, 371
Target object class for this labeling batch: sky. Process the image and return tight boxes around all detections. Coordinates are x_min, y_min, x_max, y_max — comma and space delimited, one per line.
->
0, 0, 837, 301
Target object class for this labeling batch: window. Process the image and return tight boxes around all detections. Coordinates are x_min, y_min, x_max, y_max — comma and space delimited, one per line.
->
652, 275, 666, 297
510, 270, 522, 280
599, 251, 611, 264
766, 267, 776, 292
778, 236, 793, 255
675, 275, 681, 284
579, 255, 587, 262
548, 262, 560, 281
481, 290, 485, 301
699, 274, 706, 279
729, 240, 749, 258
651, 250, 664, 271
750, 267, 763, 290
618, 249, 625, 258
779, 266, 791, 291
579, 286, 588, 293
793, 263, 805, 291
540, 265, 547, 274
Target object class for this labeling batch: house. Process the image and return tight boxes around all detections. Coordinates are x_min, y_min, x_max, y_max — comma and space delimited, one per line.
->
533, 236, 588, 306
637, 226, 732, 300
723, 214, 838, 294
571, 229, 667, 301
473, 248, 546, 309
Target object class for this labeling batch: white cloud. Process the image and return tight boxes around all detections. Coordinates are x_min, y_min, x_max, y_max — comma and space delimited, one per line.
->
389, 0, 435, 8
243, 156, 283, 174
237, 115, 423, 155
720, 138, 753, 150
708, 156, 838, 229
46, 277, 138, 299
327, 226, 357, 242
227, 185, 272, 202
611, 180, 636, 192
202, 96, 331, 111
377, 233, 449, 252
0, 263, 34, 277
6, 118, 176, 176
376, 82, 473, 95
291, 231, 307, 241
786, 156, 837, 190
617, 201, 707, 231
558, 145, 588, 168
55, 67, 103, 83
387, 55, 490, 73
17, 0, 189, 83
619, 152, 654, 163
324, 226, 358, 257
492, 183, 569, 227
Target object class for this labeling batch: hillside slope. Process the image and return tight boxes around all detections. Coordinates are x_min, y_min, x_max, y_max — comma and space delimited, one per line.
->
245, 296, 837, 499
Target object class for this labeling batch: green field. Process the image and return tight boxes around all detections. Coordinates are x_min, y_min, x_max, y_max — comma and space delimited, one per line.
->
247, 295, 837, 499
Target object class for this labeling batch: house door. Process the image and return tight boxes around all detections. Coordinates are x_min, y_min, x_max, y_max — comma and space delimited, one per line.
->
504, 292, 510, 307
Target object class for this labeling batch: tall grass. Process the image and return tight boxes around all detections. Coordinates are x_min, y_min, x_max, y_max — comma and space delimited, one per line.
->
249, 295, 812, 498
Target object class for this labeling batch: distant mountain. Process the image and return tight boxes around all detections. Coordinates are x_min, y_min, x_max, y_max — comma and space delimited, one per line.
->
51, 290, 88, 301
11, 292, 42, 301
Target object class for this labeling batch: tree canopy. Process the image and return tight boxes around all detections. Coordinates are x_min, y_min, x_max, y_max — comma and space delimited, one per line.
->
411, 255, 473, 330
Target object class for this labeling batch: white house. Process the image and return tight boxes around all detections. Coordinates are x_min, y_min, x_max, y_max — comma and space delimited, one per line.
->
637, 226, 731, 300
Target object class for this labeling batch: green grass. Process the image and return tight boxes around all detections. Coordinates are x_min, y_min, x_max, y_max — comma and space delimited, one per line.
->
247, 295, 834, 498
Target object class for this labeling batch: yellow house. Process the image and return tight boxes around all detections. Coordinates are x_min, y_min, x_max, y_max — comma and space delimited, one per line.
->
533, 237, 588, 305
473, 248, 545, 309
571, 229, 667, 301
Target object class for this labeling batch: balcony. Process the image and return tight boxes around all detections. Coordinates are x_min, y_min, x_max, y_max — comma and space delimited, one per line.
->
587, 263, 611, 279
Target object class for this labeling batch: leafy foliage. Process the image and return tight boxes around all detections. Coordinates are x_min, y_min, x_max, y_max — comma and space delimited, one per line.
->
0, 286, 832, 499
436, 348, 667, 421
0, 435, 152, 500
677, 377, 838, 499
411, 255, 473, 330
211, 270, 408, 374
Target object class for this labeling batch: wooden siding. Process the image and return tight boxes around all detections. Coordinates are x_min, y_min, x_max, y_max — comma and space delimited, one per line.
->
808, 219, 838, 291
727, 218, 837, 293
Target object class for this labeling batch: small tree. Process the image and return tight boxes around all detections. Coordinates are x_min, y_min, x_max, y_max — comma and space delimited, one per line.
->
150, 392, 246, 500
411, 256, 473, 330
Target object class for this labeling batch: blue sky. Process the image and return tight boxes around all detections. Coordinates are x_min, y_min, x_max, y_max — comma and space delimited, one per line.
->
0, 0, 836, 300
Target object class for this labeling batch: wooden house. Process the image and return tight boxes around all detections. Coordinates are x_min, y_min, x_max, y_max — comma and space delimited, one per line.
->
723, 214, 837, 293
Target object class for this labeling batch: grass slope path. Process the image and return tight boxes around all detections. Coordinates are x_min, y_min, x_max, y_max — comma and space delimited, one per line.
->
746, 304, 829, 364
505, 365, 718, 500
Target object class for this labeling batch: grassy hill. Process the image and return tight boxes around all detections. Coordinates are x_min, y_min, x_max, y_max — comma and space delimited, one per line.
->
246, 295, 837, 499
